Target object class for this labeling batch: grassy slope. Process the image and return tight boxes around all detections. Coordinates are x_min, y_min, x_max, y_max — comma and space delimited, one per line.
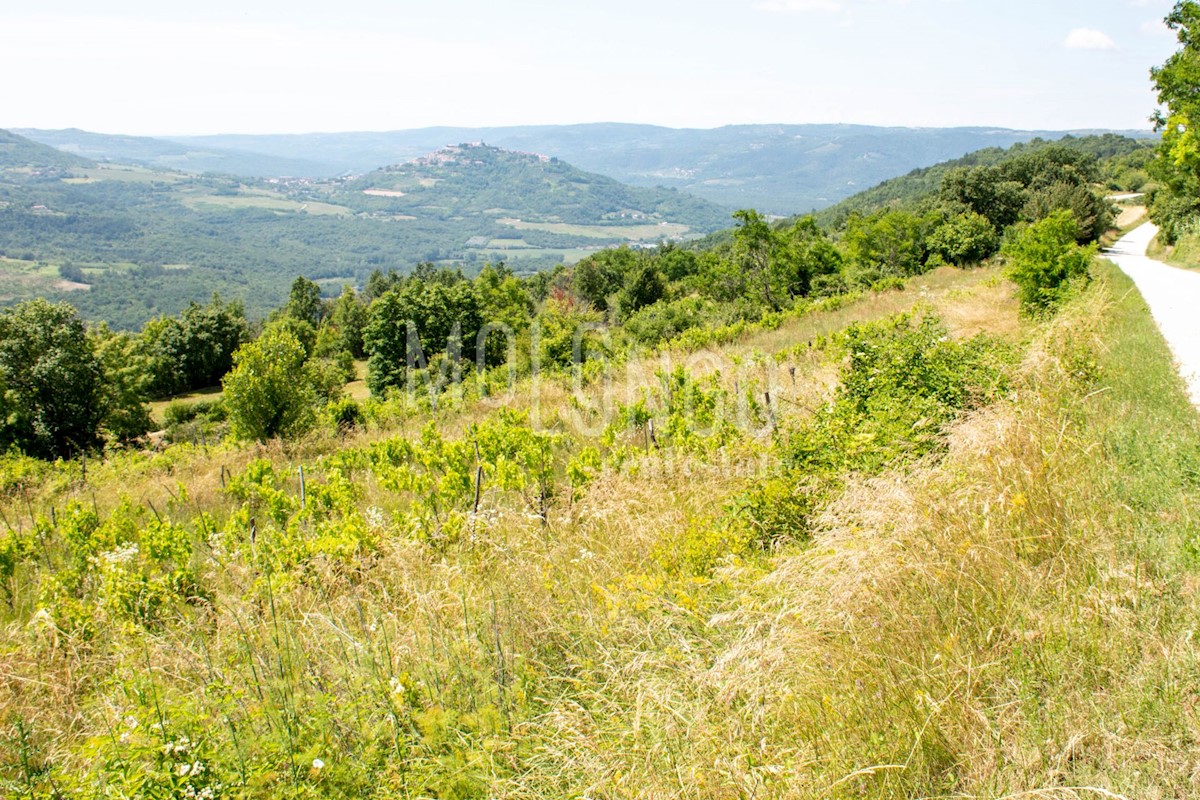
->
1148, 229, 1200, 270
2, 263, 1199, 797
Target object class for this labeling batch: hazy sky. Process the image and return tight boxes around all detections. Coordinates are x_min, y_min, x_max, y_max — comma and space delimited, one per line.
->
0, 1, 1183, 136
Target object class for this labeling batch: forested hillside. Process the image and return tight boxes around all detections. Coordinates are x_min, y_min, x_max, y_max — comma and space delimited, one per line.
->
20, 123, 1154, 214
817, 133, 1155, 225
0, 133, 726, 328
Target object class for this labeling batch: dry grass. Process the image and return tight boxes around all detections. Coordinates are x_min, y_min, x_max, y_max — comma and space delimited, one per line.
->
5, 263, 1197, 798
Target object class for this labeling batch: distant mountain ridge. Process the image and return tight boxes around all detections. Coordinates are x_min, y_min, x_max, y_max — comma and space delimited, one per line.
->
12, 127, 328, 178
16, 123, 1156, 215
0, 128, 93, 170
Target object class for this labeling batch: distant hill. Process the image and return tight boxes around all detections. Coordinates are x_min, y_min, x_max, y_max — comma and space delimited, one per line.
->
13, 128, 329, 177
814, 133, 1156, 226
19, 123, 1156, 215
336, 143, 729, 230
167, 123, 1156, 214
0, 137, 728, 329
0, 128, 93, 170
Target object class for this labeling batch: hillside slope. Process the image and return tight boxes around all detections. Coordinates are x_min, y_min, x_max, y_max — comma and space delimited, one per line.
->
2, 259, 1197, 797
0, 128, 93, 170
21, 123, 1155, 214
0, 136, 728, 328
338, 142, 729, 229
815, 133, 1155, 225
13, 127, 329, 177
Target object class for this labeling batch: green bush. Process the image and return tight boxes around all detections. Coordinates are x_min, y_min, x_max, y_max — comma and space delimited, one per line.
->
327, 397, 365, 433
223, 328, 320, 442
927, 211, 999, 266
1003, 210, 1097, 313
163, 398, 225, 427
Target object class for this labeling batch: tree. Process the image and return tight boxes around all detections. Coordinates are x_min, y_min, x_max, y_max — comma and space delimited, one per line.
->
777, 216, 843, 296
141, 295, 250, 398
1150, 2, 1200, 241
90, 324, 154, 443
326, 285, 369, 359
222, 328, 320, 441
0, 300, 106, 458
286, 275, 324, 326
940, 167, 1026, 231
843, 210, 932, 279
364, 281, 483, 396
733, 209, 780, 309
927, 212, 999, 266
572, 248, 638, 311
616, 263, 666, 320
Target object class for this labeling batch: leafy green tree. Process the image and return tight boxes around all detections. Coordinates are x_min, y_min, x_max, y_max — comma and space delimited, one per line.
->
222, 328, 320, 441
1002, 210, 1096, 313
617, 263, 666, 319
262, 316, 317, 358
572, 248, 638, 311
1150, 2, 1200, 241
90, 324, 154, 443
286, 275, 325, 326
325, 285, 369, 359
777, 216, 843, 296
533, 298, 605, 369
475, 263, 534, 366
843, 210, 932, 279
1022, 182, 1113, 244
141, 295, 250, 398
940, 167, 1027, 230
0, 299, 105, 458
733, 209, 781, 309
364, 281, 483, 396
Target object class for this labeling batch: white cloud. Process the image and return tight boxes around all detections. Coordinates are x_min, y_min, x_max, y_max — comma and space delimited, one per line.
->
1064, 28, 1117, 50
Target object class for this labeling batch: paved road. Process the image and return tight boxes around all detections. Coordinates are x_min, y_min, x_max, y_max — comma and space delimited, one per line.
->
1104, 223, 1200, 407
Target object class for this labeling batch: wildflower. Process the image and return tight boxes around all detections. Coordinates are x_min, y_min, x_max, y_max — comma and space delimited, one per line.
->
312, 758, 325, 770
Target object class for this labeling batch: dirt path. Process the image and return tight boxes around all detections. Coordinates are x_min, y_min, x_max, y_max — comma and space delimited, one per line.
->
1104, 223, 1200, 407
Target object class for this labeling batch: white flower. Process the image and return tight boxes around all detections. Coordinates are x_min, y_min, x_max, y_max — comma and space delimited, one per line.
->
101, 542, 139, 565
312, 758, 325, 770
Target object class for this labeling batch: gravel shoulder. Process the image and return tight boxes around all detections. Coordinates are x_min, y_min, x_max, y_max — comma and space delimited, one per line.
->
1104, 223, 1200, 407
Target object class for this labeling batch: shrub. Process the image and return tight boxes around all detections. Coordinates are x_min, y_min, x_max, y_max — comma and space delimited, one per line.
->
1003, 210, 1097, 313
163, 398, 225, 427
222, 328, 320, 441
326, 397, 365, 433
927, 211, 1000, 266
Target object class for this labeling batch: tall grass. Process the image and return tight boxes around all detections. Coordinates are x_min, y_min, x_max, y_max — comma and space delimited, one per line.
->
2, 262, 1198, 798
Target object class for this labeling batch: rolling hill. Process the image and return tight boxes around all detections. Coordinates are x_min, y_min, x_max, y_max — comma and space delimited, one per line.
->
12, 127, 328, 177
19, 124, 1157, 215
0, 131, 729, 328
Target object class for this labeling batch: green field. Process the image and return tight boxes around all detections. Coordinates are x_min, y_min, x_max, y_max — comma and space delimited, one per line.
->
497, 217, 690, 240
63, 165, 183, 184
180, 192, 352, 216
476, 246, 596, 264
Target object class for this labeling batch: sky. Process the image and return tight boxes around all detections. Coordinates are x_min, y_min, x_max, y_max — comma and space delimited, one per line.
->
0, 0, 1185, 136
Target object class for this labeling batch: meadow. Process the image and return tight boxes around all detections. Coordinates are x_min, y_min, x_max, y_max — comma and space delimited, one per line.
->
3, 254, 1197, 798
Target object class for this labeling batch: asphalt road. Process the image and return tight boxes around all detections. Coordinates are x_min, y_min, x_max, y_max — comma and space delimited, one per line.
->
1104, 223, 1200, 407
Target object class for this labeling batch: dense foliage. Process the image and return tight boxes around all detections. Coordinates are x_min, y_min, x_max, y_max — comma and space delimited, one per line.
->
1150, 2, 1200, 243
